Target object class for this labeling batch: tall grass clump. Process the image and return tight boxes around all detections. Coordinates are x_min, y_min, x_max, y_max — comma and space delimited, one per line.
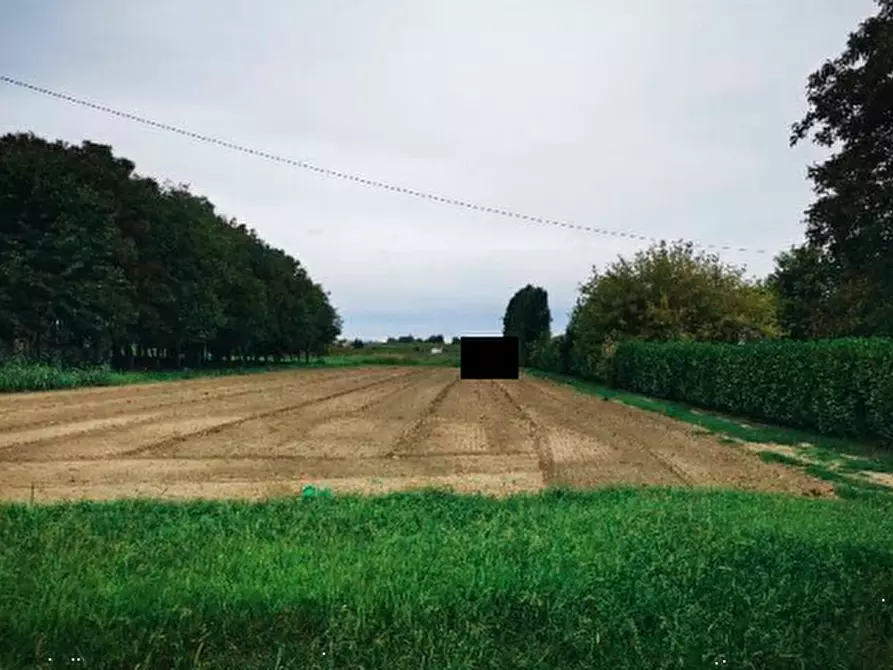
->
612, 338, 893, 446
1, 489, 892, 669
0, 361, 119, 392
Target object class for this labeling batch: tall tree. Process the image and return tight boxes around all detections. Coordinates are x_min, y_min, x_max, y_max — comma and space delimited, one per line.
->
0, 134, 132, 364
767, 245, 861, 339
502, 284, 552, 365
0, 132, 343, 368
786, 0, 893, 336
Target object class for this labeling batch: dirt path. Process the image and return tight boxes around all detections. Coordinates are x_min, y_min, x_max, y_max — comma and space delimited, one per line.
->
0, 368, 833, 501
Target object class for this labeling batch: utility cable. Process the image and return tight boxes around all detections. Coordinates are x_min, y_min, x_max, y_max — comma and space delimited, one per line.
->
2, 75, 777, 254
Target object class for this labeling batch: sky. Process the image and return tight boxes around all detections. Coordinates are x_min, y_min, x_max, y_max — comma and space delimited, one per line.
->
0, 1, 877, 340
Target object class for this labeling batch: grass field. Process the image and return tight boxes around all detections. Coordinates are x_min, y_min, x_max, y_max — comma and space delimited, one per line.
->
2, 488, 892, 669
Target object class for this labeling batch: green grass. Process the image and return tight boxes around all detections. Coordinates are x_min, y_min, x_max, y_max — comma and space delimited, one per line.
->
526, 369, 893, 498
2, 488, 893, 669
752, 453, 893, 501
328, 341, 460, 368
756, 451, 804, 468
321, 353, 460, 368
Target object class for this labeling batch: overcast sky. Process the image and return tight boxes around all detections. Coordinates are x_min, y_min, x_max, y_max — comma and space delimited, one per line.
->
0, 1, 876, 340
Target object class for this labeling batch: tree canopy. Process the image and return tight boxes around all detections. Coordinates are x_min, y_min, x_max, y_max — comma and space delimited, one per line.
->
502, 284, 552, 365
780, 0, 893, 337
570, 240, 778, 355
0, 132, 342, 368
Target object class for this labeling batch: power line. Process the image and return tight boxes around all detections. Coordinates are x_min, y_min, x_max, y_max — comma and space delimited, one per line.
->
1, 74, 776, 255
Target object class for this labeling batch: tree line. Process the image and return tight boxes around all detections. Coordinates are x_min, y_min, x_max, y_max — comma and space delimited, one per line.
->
382, 335, 457, 345
0, 133, 342, 369
506, 1, 893, 373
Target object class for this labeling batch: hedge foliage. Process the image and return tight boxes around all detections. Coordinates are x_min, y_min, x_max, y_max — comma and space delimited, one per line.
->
610, 338, 893, 446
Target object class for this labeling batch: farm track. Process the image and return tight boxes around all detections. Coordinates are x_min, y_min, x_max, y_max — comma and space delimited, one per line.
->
0, 368, 834, 501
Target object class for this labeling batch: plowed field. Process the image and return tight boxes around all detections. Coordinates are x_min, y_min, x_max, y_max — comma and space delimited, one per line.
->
0, 367, 833, 501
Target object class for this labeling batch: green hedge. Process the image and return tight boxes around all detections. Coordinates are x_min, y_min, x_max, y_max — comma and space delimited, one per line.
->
611, 338, 893, 446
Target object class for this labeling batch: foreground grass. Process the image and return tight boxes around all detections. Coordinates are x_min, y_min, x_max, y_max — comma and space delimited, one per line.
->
1, 489, 892, 669
0, 354, 459, 393
528, 368, 893, 498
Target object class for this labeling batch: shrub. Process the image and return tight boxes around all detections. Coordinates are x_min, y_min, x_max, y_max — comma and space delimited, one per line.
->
528, 337, 560, 372
612, 338, 893, 446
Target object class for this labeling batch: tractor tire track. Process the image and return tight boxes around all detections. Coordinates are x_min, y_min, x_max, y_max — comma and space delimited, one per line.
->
0, 367, 392, 431
490, 380, 554, 484
267, 372, 427, 451
0, 369, 409, 459
0, 366, 391, 422
0, 367, 835, 503
514, 377, 690, 487
121, 370, 420, 458
386, 376, 461, 457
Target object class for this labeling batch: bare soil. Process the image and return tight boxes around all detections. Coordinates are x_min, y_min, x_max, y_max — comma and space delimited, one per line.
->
0, 368, 834, 502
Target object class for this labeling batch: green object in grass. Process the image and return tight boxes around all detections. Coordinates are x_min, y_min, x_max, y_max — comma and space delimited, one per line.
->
302, 484, 333, 498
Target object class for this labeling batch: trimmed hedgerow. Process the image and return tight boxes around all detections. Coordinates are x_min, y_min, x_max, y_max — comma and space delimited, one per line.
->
611, 338, 893, 446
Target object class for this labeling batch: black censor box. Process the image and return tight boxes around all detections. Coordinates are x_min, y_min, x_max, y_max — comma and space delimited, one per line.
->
459, 336, 519, 380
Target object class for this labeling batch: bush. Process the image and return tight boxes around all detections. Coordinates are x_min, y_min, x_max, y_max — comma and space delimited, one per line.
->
612, 338, 893, 446
528, 337, 560, 372
528, 334, 617, 382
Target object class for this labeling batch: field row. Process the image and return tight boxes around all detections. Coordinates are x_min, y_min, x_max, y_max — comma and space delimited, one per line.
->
0, 367, 831, 501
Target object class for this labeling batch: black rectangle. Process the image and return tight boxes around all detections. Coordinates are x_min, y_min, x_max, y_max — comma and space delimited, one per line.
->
460, 336, 519, 379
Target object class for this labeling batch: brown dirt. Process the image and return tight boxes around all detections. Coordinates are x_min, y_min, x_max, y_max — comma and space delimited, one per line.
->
0, 368, 833, 502
857, 471, 893, 489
